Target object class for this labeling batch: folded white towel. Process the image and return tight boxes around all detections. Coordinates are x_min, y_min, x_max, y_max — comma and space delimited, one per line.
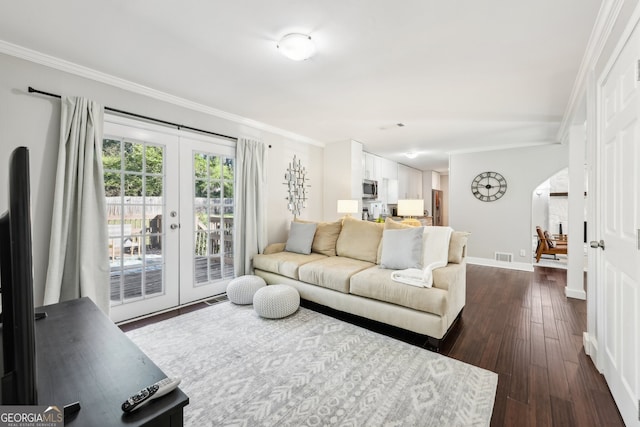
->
391, 226, 453, 288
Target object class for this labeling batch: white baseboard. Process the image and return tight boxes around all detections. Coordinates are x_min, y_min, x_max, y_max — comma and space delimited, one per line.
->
466, 257, 534, 272
566, 287, 587, 300
583, 332, 602, 373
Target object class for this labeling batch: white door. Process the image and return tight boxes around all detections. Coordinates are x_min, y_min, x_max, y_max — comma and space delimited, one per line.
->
597, 21, 640, 427
103, 118, 181, 323
179, 137, 236, 304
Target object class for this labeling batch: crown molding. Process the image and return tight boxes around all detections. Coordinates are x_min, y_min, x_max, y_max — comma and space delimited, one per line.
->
446, 140, 557, 156
557, 0, 625, 141
0, 39, 324, 147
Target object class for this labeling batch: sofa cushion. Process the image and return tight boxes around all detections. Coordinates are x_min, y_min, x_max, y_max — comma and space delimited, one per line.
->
379, 227, 424, 269
295, 218, 342, 256
298, 257, 375, 293
336, 216, 383, 263
253, 252, 327, 280
350, 267, 448, 316
285, 221, 317, 254
448, 231, 470, 264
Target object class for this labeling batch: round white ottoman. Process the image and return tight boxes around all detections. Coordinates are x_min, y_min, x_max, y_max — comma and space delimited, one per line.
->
226, 275, 266, 305
253, 285, 300, 319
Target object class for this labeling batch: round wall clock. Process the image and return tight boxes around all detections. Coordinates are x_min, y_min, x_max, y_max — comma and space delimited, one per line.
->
471, 171, 507, 202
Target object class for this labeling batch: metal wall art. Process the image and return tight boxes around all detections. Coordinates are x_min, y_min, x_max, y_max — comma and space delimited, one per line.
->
284, 155, 310, 217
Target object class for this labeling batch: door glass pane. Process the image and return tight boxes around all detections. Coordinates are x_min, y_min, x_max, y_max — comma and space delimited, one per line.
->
103, 138, 166, 305
193, 152, 234, 285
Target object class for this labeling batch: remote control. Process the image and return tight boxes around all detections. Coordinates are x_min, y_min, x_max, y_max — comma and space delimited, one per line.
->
121, 377, 181, 413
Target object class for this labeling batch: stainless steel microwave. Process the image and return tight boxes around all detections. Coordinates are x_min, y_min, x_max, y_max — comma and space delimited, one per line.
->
362, 179, 378, 199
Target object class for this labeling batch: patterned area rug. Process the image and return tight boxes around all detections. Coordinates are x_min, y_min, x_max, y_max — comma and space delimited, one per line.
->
126, 302, 497, 426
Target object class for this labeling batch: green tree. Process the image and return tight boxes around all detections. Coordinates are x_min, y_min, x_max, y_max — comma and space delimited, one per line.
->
194, 154, 234, 200
102, 139, 164, 197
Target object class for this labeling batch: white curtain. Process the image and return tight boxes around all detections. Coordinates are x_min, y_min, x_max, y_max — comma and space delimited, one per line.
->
43, 96, 110, 314
234, 138, 268, 276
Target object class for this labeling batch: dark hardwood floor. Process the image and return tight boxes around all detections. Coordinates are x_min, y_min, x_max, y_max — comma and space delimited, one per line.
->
443, 264, 624, 427
120, 264, 624, 427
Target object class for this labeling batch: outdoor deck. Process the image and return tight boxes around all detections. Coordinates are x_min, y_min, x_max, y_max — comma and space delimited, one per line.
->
110, 256, 233, 302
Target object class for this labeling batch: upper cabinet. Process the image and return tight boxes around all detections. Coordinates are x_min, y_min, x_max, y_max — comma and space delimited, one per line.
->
380, 157, 398, 181
363, 152, 398, 182
363, 152, 400, 204
363, 152, 382, 182
398, 164, 423, 200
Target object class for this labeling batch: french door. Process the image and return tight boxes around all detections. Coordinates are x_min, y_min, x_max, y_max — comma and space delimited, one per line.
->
596, 20, 640, 427
179, 137, 235, 304
103, 116, 235, 322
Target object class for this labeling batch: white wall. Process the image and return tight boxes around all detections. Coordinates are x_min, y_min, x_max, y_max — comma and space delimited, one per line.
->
532, 182, 550, 235
440, 174, 449, 226
322, 140, 363, 222
264, 138, 324, 244
449, 144, 568, 268
549, 169, 569, 235
0, 53, 324, 307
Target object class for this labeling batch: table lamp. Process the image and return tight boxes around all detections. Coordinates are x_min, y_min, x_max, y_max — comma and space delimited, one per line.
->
397, 199, 423, 226
337, 200, 359, 217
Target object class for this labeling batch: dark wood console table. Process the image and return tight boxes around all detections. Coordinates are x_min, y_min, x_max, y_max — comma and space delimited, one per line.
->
36, 297, 188, 426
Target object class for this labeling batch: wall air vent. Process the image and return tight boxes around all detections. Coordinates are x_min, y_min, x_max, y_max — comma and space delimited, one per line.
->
494, 252, 513, 263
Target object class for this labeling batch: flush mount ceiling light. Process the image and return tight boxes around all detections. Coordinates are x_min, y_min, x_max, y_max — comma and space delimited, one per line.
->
404, 152, 418, 159
277, 33, 316, 61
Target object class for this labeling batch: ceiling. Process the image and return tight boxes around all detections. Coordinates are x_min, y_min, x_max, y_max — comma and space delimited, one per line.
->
0, 1, 601, 172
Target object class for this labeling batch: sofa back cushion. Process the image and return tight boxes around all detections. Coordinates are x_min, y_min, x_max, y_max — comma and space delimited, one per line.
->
336, 216, 383, 263
295, 219, 342, 256
448, 231, 470, 263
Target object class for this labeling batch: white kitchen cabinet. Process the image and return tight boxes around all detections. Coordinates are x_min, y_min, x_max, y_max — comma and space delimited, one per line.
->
380, 157, 398, 180
398, 164, 423, 200
385, 178, 399, 204
363, 152, 383, 182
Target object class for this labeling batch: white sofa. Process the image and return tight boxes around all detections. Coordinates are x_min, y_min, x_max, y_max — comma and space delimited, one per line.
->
252, 217, 469, 349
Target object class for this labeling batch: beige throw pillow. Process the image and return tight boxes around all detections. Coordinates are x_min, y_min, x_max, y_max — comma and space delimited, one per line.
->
295, 218, 342, 256
448, 231, 470, 263
336, 216, 383, 263
384, 217, 415, 230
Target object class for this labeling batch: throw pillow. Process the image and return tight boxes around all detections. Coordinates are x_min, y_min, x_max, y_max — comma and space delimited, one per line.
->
295, 218, 342, 256
384, 217, 415, 230
543, 230, 556, 248
448, 231, 470, 263
285, 221, 317, 255
377, 217, 418, 263
379, 226, 424, 270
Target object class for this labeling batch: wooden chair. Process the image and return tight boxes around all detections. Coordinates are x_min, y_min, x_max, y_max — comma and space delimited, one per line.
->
535, 226, 567, 262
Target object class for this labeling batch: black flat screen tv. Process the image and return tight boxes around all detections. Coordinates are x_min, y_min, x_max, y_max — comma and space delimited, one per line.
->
0, 146, 37, 405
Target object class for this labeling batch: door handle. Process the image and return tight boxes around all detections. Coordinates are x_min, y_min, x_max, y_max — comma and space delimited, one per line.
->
170, 223, 180, 230
589, 240, 605, 250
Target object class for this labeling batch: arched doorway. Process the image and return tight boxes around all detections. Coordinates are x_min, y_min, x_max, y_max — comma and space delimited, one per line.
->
532, 168, 570, 268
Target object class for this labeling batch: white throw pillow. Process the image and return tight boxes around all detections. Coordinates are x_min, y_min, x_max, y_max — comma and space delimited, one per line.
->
379, 226, 424, 270
285, 221, 317, 255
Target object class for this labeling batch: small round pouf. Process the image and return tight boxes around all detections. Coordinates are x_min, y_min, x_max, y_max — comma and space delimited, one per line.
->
253, 285, 300, 319
226, 275, 266, 305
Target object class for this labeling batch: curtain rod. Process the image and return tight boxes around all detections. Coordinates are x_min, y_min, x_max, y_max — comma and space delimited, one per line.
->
28, 86, 238, 142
